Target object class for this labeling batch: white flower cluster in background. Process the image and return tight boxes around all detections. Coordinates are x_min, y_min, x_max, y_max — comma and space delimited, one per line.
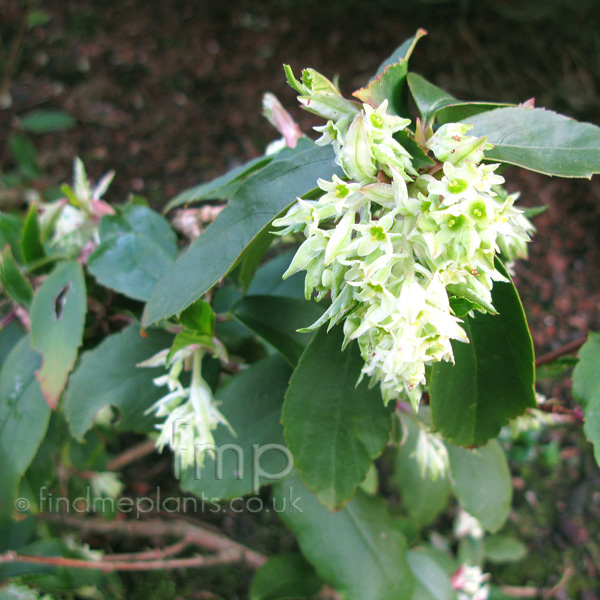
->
273, 68, 534, 405
39, 157, 115, 258
139, 346, 232, 471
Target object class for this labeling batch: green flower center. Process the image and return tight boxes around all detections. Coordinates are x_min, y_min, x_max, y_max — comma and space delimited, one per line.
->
470, 201, 487, 219
370, 114, 384, 129
447, 179, 468, 194
446, 215, 466, 230
335, 184, 350, 198
370, 225, 386, 241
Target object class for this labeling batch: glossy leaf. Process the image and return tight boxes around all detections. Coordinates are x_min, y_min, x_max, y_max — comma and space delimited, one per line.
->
250, 553, 324, 600
273, 471, 414, 600
181, 356, 292, 499
572, 331, 600, 466
283, 325, 391, 509
430, 267, 536, 446
0, 213, 24, 262
446, 440, 512, 533
246, 250, 305, 299
232, 295, 325, 365
0, 321, 24, 369
0, 247, 33, 307
163, 155, 273, 213
374, 29, 427, 77
120, 205, 178, 258
407, 73, 511, 122
20, 205, 46, 265
29, 261, 86, 409
408, 550, 454, 600
354, 62, 409, 116
64, 324, 173, 438
88, 232, 174, 301
395, 413, 451, 528
143, 142, 342, 325
179, 299, 216, 335
465, 107, 600, 178
0, 337, 51, 514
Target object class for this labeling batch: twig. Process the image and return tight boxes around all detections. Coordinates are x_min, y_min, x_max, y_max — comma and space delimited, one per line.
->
100, 539, 189, 562
106, 439, 157, 471
535, 337, 587, 368
36, 513, 266, 569
500, 586, 540, 598
0, 549, 240, 572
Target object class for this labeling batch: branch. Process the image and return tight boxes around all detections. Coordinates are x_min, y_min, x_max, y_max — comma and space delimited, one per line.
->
100, 539, 189, 562
535, 337, 587, 368
106, 439, 157, 471
0, 549, 240, 572
36, 513, 266, 569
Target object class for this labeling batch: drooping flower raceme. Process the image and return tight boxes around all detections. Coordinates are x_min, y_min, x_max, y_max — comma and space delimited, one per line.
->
139, 345, 232, 472
273, 68, 533, 406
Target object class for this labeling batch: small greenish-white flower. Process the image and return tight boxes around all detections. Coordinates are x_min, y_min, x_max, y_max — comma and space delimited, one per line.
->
454, 508, 485, 540
363, 100, 411, 140
427, 123, 491, 166
39, 157, 115, 258
141, 346, 233, 471
90, 471, 124, 500
452, 564, 490, 600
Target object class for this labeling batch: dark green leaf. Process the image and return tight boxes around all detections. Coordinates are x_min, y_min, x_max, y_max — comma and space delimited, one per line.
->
20, 205, 46, 266
354, 62, 410, 117
484, 534, 527, 564
407, 550, 454, 600
179, 299, 216, 335
144, 142, 341, 325
0, 213, 24, 262
88, 232, 174, 301
431, 266, 536, 446
395, 413, 451, 528
464, 107, 600, 178
273, 471, 414, 600
19, 110, 76, 133
0, 320, 24, 369
0, 247, 33, 307
246, 250, 305, 299
374, 29, 427, 77
181, 356, 292, 499
250, 553, 324, 600
572, 331, 600, 466
163, 155, 273, 213
64, 324, 173, 438
9, 134, 40, 179
395, 130, 435, 169
232, 296, 325, 365
168, 330, 214, 363
121, 205, 178, 259
407, 73, 511, 123
446, 440, 512, 532
236, 230, 275, 293
283, 325, 391, 509
30, 261, 86, 409
0, 337, 51, 514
